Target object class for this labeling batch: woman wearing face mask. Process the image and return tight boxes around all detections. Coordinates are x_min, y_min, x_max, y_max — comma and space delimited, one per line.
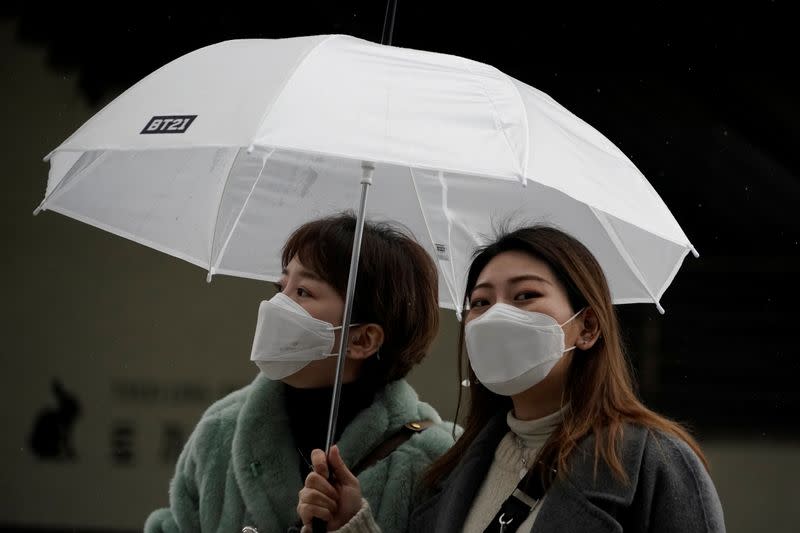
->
145, 213, 457, 533
298, 225, 725, 532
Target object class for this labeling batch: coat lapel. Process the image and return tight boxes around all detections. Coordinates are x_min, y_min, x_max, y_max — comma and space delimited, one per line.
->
410, 413, 508, 533
532, 475, 623, 533
232, 376, 300, 532
531, 424, 649, 533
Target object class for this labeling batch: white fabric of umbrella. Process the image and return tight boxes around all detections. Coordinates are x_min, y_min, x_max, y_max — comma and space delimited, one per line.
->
36, 34, 697, 451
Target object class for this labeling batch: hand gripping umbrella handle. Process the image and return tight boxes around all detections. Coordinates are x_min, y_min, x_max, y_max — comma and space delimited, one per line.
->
311, 456, 340, 532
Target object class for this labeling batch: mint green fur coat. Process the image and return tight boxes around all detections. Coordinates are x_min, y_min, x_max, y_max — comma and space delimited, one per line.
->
145, 375, 456, 532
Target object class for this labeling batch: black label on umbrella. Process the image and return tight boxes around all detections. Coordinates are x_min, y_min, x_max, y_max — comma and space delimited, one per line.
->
141, 115, 197, 134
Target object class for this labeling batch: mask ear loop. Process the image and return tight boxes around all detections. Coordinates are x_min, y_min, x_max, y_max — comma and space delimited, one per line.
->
560, 307, 587, 355
321, 323, 363, 357
559, 307, 586, 327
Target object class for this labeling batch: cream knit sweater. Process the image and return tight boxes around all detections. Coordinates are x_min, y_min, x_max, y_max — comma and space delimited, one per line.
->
460, 407, 564, 532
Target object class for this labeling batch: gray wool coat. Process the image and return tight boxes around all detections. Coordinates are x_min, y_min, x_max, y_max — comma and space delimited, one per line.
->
409, 413, 725, 533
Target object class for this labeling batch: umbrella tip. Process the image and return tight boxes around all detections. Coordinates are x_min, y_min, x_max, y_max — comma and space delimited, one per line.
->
246, 144, 255, 154
206, 272, 213, 283
690, 245, 700, 259
656, 302, 665, 315
33, 206, 43, 216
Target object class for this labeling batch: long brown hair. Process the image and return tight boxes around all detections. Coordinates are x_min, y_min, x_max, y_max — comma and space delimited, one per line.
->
282, 212, 439, 389
423, 225, 708, 488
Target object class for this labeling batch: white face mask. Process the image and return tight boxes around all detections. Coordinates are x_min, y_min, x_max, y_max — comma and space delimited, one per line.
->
250, 292, 351, 380
465, 303, 584, 396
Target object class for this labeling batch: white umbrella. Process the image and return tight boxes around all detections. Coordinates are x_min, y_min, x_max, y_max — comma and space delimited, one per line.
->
36, 34, 697, 450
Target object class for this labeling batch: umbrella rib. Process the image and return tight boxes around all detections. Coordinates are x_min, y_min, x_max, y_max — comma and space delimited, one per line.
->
208, 148, 275, 279
657, 246, 695, 303
408, 168, 460, 315
589, 206, 666, 314
247, 35, 338, 150
437, 170, 464, 320
458, 57, 526, 185
34, 151, 107, 215
504, 75, 531, 183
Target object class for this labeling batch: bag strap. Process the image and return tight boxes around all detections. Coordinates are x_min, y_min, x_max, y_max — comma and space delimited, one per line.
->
351, 419, 434, 476
483, 464, 548, 533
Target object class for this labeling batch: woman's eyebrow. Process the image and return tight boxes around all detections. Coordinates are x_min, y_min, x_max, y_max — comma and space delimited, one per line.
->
508, 274, 551, 286
472, 274, 551, 292
282, 266, 323, 282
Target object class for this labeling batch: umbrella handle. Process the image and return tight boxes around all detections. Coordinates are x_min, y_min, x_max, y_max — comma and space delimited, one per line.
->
311, 517, 327, 532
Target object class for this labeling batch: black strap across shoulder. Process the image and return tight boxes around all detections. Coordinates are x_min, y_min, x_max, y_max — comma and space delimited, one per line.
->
482, 466, 548, 533
352, 419, 434, 476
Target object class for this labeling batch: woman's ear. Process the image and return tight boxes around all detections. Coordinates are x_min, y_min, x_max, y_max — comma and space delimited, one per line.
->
347, 323, 384, 360
577, 307, 601, 350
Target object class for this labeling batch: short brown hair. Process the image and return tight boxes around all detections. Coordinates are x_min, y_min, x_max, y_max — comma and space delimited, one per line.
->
282, 212, 439, 388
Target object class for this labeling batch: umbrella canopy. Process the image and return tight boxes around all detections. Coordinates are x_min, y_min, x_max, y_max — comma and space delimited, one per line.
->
38, 34, 695, 316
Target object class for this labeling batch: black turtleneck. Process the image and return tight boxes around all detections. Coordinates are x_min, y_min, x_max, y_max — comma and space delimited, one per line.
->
284, 379, 376, 480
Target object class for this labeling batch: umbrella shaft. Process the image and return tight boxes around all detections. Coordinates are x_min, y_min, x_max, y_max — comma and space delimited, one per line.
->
381, 0, 398, 46
324, 165, 374, 452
